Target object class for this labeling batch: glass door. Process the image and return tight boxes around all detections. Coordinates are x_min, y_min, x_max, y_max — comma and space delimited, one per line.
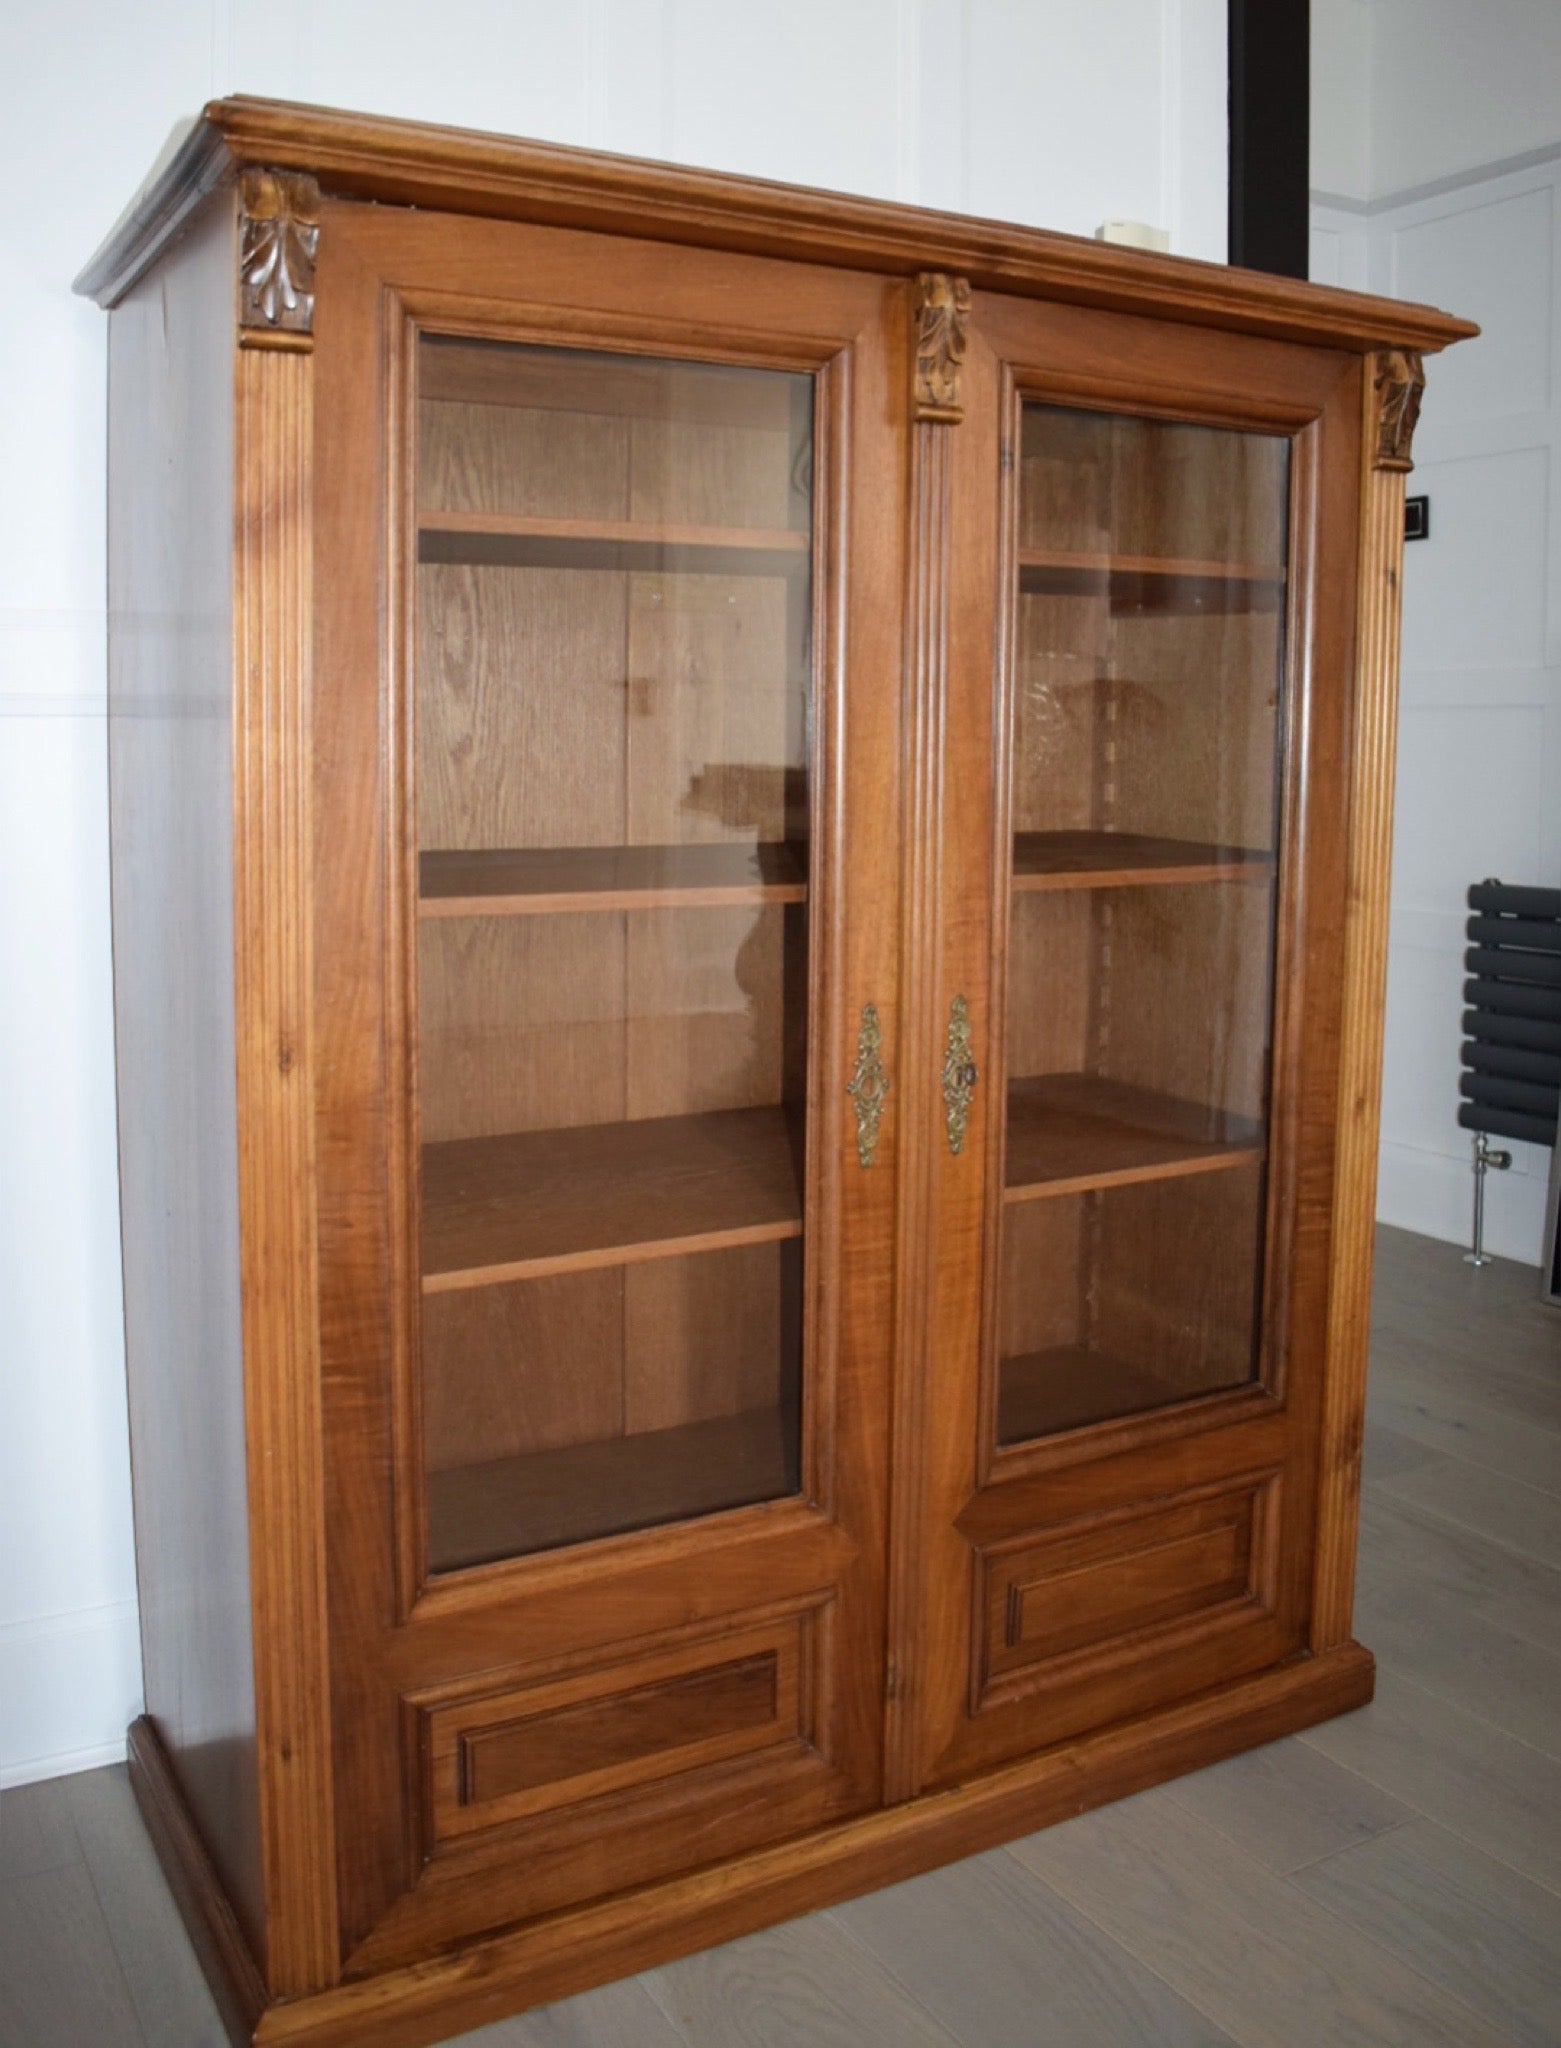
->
996, 405, 1288, 1445
411, 337, 815, 1572
313, 204, 902, 1953
901, 294, 1360, 1799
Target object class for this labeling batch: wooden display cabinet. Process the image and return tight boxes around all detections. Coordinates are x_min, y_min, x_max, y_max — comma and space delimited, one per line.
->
77, 100, 1472, 2048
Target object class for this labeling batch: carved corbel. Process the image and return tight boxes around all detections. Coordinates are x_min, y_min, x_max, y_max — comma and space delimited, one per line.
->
912, 273, 971, 424
1372, 348, 1425, 471
239, 169, 321, 348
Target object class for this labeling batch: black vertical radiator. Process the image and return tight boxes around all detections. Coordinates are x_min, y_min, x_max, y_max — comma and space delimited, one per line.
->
1457, 879, 1561, 1281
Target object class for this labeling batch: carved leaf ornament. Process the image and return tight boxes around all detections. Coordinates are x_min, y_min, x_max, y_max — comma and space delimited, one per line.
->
239, 169, 321, 338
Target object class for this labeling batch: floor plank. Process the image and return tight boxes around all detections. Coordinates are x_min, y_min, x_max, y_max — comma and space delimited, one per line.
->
64, 1765, 229, 2048
1373, 1455, 1561, 1568
1356, 1490, 1561, 1653
1365, 1371, 1561, 1496
0, 1775, 82, 1882
831, 1846, 1240, 2047
1360, 1419, 1447, 1488
448, 1975, 692, 2047
1008, 1788, 1512, 2048
1160, 1733, 1413, 1875
1354, 1572, 1561, 1759
0, 1863, 145, 2048
1294, 1818, 1561, 2048
641, 1916, 962, 2048
1300, 1667, 1561, 1894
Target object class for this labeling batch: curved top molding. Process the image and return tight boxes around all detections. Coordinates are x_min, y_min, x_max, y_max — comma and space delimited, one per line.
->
76, 96, 1477, 356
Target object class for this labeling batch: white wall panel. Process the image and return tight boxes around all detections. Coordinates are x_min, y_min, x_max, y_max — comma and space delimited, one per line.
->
1392, 188, 1553, 423
1364, 162, 1561, 1263
1399, 448, 1549, 672
1, 1, 1231, 1786
1391, 706, 1549, 909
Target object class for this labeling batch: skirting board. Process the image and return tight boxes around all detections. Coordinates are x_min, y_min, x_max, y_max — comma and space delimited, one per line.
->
1377, 1137, 1550, 1265
0, 1600, 142, 1787
128, 1641, 1375, 2048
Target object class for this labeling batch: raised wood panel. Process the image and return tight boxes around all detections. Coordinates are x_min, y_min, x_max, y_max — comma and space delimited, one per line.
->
977, 1478, 1274, 1698
416, 1607, 815, 1843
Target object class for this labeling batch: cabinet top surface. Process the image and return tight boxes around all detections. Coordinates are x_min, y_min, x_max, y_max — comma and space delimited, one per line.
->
75, 94, 1475, 355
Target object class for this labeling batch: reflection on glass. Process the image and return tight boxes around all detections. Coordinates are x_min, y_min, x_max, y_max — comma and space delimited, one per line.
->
413, 339, 813, 1567
998, 407, 1289, 1443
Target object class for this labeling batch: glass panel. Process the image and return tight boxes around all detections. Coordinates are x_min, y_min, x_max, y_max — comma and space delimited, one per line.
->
414, 338, 813, 1567
997, 406, 1289, 1444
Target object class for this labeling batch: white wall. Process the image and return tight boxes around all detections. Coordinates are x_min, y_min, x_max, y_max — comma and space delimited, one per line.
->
1312, 4, 1561, 1265
0, 1, 1228, 1786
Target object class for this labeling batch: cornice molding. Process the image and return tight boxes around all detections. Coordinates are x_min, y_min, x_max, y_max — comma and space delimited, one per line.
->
77, 97, 1476, 359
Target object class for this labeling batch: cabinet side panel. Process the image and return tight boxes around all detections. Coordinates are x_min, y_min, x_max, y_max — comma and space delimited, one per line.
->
108, 200, 264, 1962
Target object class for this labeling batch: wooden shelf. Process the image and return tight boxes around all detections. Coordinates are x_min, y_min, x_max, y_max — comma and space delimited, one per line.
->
1018, 547, 1284, 614
994, 1344, 1245, 1443
422, 1105, 803, 1293
427, 1408, 799, 1571
1013, 831, 1272, 892
420, 841, 808, 918
419, 512, 809, 575
1005, 1074, 1262, 1201
998, 1345, 1173, 1441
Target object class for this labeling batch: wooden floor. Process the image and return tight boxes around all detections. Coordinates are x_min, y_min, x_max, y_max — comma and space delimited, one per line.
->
3, 1225, 1557, 2047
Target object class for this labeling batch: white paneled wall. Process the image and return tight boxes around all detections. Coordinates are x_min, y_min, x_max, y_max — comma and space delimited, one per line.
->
0, 2, 1227, 1785
1318, 160, 1561, 1262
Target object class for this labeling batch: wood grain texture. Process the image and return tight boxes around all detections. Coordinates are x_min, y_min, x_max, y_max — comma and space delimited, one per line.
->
421, 1105, 802, 1288
313, 201, 896, 1968
1004, 1074, 1263, 1198
1012, 830, 1271, 891
233, 315, 339, 1995
830, 1845, 1241, 2047
419, 841, 806, 916
1310, 361, 1405, 1652
426, 1409, 799, 1570
75, 97, 1477, 359
239, 1647, 1372, 2046
104, 196, 266, 1968
1292, 1818, 1561, 2048
66, 1764, 232, 2047
0, 1863, 144, 2048
1010, 1786, 1510, 2048
126, 1718, 268, 2048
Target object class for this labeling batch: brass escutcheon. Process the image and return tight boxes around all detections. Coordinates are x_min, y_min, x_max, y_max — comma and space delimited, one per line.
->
846, 1004, 890, 1167
941, 995, 978, 1155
